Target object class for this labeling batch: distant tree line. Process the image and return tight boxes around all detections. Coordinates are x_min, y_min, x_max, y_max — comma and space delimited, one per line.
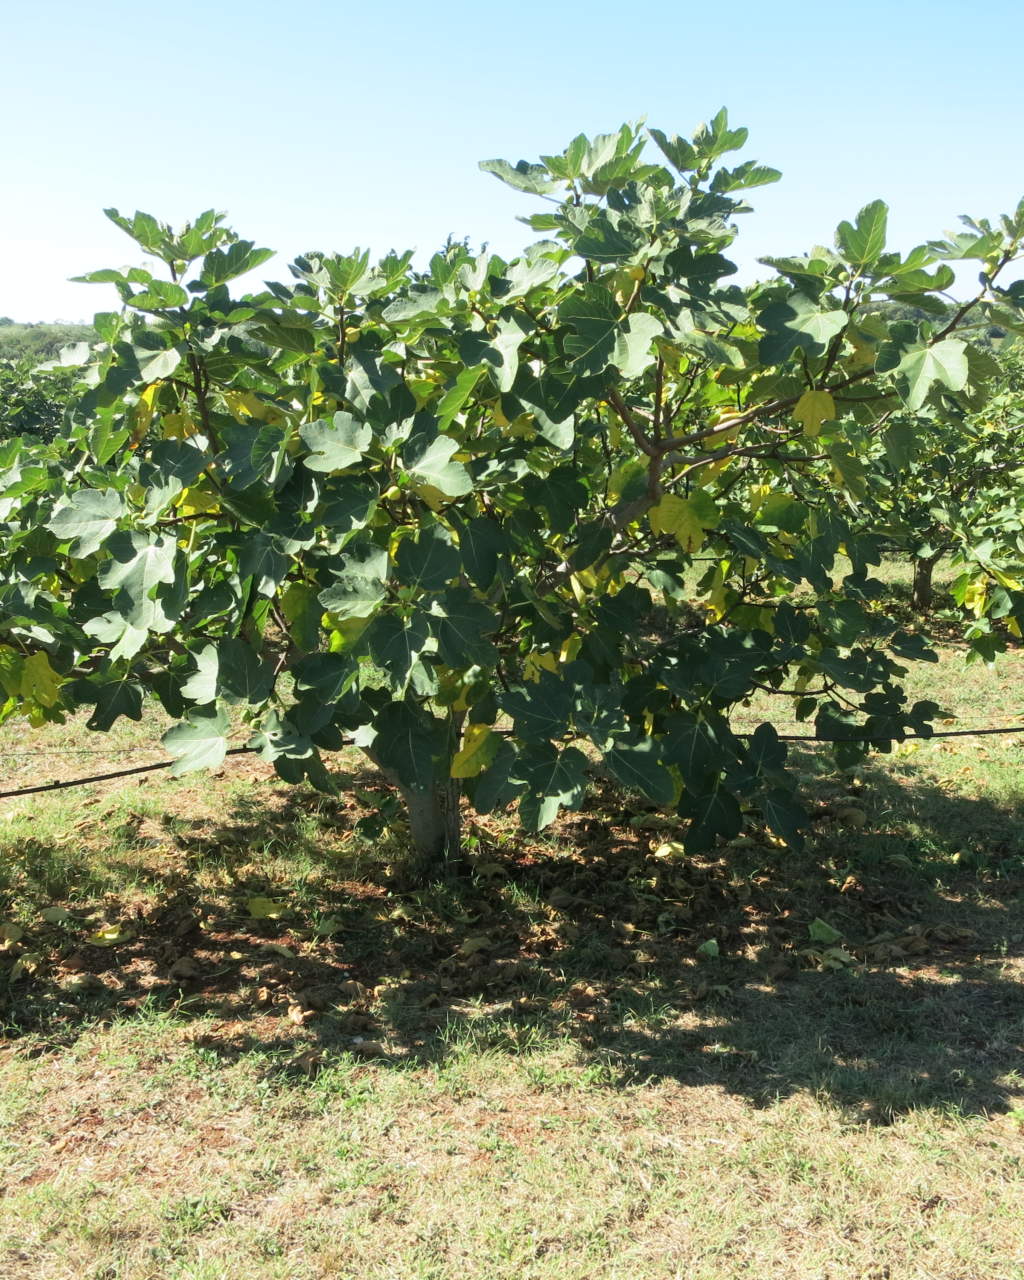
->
0, 318, 96, 363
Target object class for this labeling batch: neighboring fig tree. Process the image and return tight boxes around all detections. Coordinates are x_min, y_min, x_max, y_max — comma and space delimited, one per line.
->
2, 113, 1024, 874
0, 358, 84, 443
850, 341, 1024, 649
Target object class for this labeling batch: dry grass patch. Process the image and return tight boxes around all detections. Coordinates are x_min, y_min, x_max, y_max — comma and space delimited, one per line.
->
2, 1023, 1023, 1280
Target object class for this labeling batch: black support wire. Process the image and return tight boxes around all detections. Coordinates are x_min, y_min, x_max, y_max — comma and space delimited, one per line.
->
770, 725, 1024, 742
1, 724, 1023, 803
0, 747, 255, 800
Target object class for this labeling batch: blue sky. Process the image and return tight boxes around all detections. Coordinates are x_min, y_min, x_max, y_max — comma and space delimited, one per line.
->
3, 0, 1023, 320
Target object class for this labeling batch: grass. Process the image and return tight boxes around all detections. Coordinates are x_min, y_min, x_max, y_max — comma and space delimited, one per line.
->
1, 560, 1024, 1278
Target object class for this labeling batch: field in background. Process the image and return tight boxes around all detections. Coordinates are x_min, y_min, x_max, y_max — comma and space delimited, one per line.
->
1, 562, 1023, 1279
0, 321, 95, 364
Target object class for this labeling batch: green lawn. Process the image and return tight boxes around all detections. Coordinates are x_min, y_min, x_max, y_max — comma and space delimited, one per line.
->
2, 566, 1024, 1279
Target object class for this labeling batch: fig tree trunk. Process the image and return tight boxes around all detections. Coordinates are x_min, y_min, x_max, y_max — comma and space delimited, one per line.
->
396, 777, 463, 881
912, 552, 941, 612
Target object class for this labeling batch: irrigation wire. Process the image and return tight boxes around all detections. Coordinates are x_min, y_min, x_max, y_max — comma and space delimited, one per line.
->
767, 724, 1024, 742
0, 748, 255, 800
2, 723, 1023, 802
8, 747, 166, 756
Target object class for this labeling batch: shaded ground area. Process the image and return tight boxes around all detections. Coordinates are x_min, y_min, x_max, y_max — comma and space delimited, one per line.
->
2, 748, 1022, 1126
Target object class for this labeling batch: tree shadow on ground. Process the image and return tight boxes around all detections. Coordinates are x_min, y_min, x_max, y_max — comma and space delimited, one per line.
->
2, 755, 1023, 1125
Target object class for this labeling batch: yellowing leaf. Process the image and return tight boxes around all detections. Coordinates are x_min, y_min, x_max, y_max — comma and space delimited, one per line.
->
175, 485, 221, 517
449, 683, 474, 713
704, 412, 742, 446
963, 577, 988, 618
435, 668, 485, 713
747, 483, 771, 515
0, 922, 24, 944
247, 896, 290, 920
652, 841, 686, 860
459, 934, 491, 956
408, 482, 448, 512
709, 408, 743, 427
20, 652, 62, 708
325, 611, 373, 651
88, 925, 134, 947
649, 494, 711, 553
130, 382, 161, 445
224, 390, 273, 422
703, 566, 732, 621
991, 567, 1023, 592
407, 378, 441, 409
793, 389, 836, 436
574, 565, 612, 592
691, 456, 732, 483
162, 411, 197, 439
845, 330, 877, 370
524, 650, 559, 682
450, 724, 498, 779
559, 634, 582, 663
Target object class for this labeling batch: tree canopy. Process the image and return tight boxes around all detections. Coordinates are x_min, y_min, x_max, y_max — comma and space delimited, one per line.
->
3, 113, 1024, 872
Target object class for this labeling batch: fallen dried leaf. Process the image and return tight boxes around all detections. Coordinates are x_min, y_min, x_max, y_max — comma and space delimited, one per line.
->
40, 906, 73, 925
835, 807, 867, 829
337, 979, 370, 1001
289, 1049, 324, 1076
473, 861, 507, 879
10, 952, 43, 980
546, 888, 576, 909
295, 985, 336, 1011
87, 925, 134, 948
247, 896, 290, 921
259, 943, 295, 960
310, 914, 343, 937
351, 1038, 387, 1059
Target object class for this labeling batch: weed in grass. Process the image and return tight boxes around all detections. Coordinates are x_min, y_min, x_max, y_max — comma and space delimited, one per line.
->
161, 1192, 233, 1239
